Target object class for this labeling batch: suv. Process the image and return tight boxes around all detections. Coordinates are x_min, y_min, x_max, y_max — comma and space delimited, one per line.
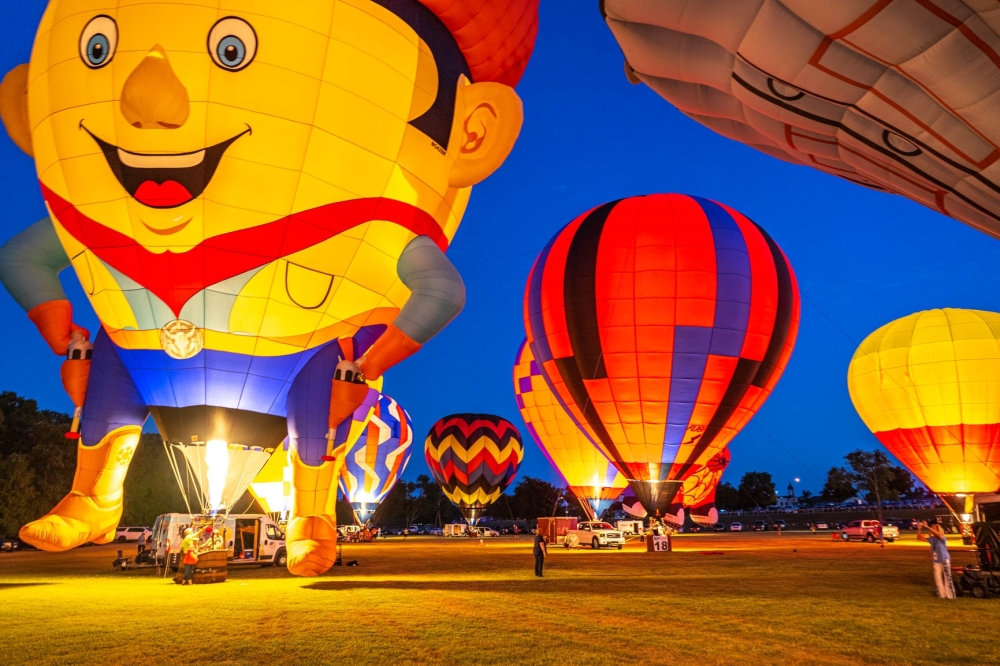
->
114, 526, 151, 542
730, 522, 743, 532
712, 522, 726, 532
471, 527, 499, 537
1, 535, 19, 551
772, 519, 787, 531
564, 521, 626, 549
752, 520, 768, 531
840, 520, 899, 543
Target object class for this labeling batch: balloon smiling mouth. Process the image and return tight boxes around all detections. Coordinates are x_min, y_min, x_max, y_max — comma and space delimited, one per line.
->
81, 123, 250, 209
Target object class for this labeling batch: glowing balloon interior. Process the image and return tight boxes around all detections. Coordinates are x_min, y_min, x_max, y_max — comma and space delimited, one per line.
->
163, 440, 272, 515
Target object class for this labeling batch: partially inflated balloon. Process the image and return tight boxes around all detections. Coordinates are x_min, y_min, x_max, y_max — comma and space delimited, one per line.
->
681, 449, 729, 526
602, 1, 1000, 238
848, 309, 1000, 495
425, 414, 524, 524
525, 194, 799, 517
340, 395, 414, 523
513, 339, 627, 519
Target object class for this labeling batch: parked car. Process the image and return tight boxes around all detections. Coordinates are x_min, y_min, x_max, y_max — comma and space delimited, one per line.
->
772, 519, 787, 531
711, 522, 726, 532
840, 520, 899, 543
563, 521, 626, 549
1, 535, 19, 551
814, 521, 829, 530
471, 527, 500, 537
752, 520, 768, 531
114, 526, 151, 542
730, 522, 743, 532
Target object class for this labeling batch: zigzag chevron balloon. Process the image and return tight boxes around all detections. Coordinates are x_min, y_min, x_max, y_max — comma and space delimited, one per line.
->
425, 413, 524, 524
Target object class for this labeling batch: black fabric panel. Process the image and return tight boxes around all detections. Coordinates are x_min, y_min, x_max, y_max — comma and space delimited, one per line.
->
749, 222, 795, 389
373, 0, 471, 150
564, 201, 619, 381
150, 405, 287, 449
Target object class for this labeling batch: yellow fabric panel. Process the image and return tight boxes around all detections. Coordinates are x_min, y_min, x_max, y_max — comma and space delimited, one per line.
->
27, 0, 479, 358
513, 342, 627, 493
848, 309, 1000, 432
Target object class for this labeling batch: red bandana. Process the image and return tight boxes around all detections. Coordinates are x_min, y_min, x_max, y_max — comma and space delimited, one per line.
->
42, 183, 449, 316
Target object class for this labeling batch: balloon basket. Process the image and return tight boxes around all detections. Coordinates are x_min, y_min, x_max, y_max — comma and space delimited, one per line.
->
174, 549, 228, 585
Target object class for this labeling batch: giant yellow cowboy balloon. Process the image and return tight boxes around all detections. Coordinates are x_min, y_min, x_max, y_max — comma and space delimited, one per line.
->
0, 0, 538, 576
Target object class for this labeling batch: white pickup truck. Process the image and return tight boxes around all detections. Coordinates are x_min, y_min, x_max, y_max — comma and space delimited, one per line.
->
563, 521, 626, 550
840, 519, 899, 543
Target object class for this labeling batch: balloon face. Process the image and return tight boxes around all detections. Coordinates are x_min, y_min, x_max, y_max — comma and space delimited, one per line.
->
513, 339, 627, 520
848, 309, 1000, 495
524, 194, 799, 515
603, 2, 1000, 239
424, 414, 524, 524
26, 0, 531, 360
340, 395, 414, 523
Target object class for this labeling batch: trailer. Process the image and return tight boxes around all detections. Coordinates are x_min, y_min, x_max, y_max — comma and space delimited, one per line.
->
443, 523, 468, 537
537, 517, 578, 545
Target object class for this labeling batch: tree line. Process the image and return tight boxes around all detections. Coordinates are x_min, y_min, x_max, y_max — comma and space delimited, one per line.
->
714, 449, 926, 512
0, 391, 187, 534
0, 391, 583, 534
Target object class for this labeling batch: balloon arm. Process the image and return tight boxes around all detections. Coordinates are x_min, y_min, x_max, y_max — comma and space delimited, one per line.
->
0, 217, 71, 312
390, 235, 466, 345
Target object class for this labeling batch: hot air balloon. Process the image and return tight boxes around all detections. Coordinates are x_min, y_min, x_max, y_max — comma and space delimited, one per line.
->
425, 414, 524, 524
848, 309, 1000, 503
524, 194, 799, 521
340, 395, 414, 524
513, 339, 627, 520
601, 1, 1000, 239
681, 449, 729, 526
0, 0, 537, 575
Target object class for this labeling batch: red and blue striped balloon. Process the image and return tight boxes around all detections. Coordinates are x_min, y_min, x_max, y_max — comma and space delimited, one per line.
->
523, 194, 799, 517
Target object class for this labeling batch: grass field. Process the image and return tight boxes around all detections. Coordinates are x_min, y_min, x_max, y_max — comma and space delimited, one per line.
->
2, 531, 998, 666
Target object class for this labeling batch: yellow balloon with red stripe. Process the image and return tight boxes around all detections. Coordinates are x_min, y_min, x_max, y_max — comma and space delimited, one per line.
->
848, 309, 1000, 495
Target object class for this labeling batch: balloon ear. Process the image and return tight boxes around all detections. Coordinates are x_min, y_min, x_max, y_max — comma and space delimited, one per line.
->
0, 64, 32, 157
448, 78, 523, 189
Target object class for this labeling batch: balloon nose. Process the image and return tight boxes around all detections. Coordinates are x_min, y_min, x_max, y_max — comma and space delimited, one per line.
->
120, 45, 190, 129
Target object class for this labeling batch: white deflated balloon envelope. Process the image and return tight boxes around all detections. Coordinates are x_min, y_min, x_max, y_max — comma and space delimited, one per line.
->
602, 0, 1000, 238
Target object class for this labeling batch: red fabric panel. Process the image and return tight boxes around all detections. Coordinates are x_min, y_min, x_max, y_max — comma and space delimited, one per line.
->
418, 0, 539, 86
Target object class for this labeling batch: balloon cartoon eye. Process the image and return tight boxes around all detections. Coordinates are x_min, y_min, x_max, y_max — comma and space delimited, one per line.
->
766, 78, 804, 101
208, 17, 257, 72
79, 16, 118, 69
883, 130, 922, 157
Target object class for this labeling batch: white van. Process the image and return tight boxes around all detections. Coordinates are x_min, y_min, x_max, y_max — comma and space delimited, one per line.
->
151, 513, 287, 568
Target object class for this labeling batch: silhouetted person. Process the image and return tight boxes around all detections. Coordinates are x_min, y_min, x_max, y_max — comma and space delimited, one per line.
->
533, 529, 547, 577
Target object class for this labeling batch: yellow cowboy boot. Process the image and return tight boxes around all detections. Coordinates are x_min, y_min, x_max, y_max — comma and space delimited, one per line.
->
286, 449, 345, 577
19, 425, 141, 552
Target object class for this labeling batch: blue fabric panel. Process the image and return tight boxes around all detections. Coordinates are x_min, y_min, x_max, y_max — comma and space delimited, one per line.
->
81, 329, 148, 445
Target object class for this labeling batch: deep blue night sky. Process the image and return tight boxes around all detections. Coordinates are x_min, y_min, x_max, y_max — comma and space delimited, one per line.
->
3, 2, 1000, 495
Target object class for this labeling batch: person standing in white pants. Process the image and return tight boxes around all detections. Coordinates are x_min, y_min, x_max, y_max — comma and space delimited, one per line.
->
918, 519, 956, 599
